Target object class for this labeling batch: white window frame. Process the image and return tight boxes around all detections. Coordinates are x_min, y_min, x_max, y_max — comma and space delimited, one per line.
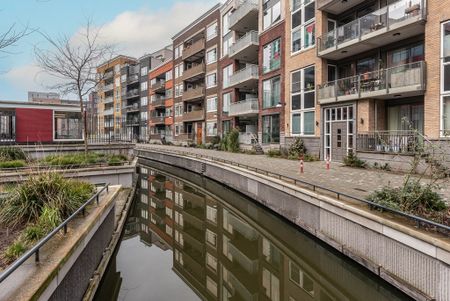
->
290, 0, 315, 54
263, 0, 282, 31
222, 92, 231, 113
141, 66, 148, 76
206, 72, 217, 88
441, 21, 450, 137
290, 65, 315, 136
207, 21, 218, 41
222, 64, 233, 89
141, 81, 148, 91
206, 46, 218, 65
207, 96, 218, 112
206, 120, 218, 136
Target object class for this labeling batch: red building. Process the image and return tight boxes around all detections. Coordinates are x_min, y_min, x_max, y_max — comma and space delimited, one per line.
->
0, 101, 83, 144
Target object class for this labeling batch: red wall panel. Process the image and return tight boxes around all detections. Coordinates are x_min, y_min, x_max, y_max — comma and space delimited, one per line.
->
16, 108, 53, 143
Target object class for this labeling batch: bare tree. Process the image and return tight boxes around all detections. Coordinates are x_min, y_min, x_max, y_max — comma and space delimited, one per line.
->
35, 21, 114, 153
0, 23, 34, 55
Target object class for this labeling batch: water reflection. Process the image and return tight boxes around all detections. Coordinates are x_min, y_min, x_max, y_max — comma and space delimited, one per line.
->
95, 161, 412, 301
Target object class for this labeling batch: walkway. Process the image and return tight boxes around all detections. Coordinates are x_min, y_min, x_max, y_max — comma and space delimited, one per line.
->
137, 144, 450, 204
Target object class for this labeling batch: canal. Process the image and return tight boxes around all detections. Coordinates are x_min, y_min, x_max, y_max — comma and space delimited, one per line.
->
94, 159, 412, 301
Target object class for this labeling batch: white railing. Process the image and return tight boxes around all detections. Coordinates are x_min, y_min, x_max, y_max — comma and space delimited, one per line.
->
229, 31, 259, 56
318, 0, 425, 52
103, 108, 114, 116
229, 98, 259, 116
104, 96, 114, 104
228, 64, 258, 88
318, 61, 425, 103
229, 0, 258, 28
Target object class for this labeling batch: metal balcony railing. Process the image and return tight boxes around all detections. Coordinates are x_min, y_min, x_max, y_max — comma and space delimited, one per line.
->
182, 39, 205, 60
229, 0, 258, 29
124, 103, 140, 112
151, 80, 166, 91
229, 98, 259, 117
318, 0, 425, 54
318, 61, 426, 104
182, 63, 205, 81
229, 30, 259, 57
128, 74, 139, 83
183, 110, 204, 122
356, 130, 421, 154
228, 64, 258, 88
151, 97, 166, 107
103, 108, 114, 116
182, 86, 205, 102
104, 71, 114, 79
151, 116, 165, 124
104, 83, 114, 91
104, 96, 114, 104
126, 89, 140, 98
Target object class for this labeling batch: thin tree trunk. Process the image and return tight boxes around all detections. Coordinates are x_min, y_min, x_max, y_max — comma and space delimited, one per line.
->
78, 90, 88, 155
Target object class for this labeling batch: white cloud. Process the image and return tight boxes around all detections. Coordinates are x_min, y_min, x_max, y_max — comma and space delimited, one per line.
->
1, 0, 219, 99
96, 0, 220, 57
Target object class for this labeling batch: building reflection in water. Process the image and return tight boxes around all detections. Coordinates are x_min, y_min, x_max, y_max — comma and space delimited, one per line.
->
105, 163, 411, 301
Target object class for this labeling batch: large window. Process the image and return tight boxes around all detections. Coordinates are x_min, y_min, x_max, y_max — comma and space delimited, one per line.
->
207, 96, 218, 112
206, 47, 217, 64
223, 65, 233, 88
206, 121, 217, 136
291, 0, 315, 53
442, 21, 450, 136
263, 76, 281, 108
263, 0, 281, 30
54, 112, 82, 140
263, 39, 281, 73
289, 261, 315, 296
222, 92, 231, 113
222, 10, 233, 57
262, 114, 280, 144
291, 66, 315, 135
207, 22, 218, 41
206, 72, 217, 88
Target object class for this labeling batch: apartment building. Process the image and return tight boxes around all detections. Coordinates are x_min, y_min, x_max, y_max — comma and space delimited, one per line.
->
219, 0, 260, 147
149, 58, 174, 142
121, 61, 141, 139
97, 55, 137, 137
172, 4, 221, 145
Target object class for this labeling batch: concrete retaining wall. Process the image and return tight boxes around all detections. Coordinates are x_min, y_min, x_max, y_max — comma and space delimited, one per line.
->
137, 149, 450, 301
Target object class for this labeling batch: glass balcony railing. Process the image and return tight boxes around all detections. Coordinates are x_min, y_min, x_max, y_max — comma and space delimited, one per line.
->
318, 0, 425, 54
318, 61, 426, 103
228, 64, 258, 88
229, 98, 259, 117
229, 31, 259, 58
229, 0, 258, 30
103, 108, 114, 116
104, 96, 114, 104
104, 83, 114, 91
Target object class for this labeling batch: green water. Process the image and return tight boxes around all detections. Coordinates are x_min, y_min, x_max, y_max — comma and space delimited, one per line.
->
94, 160, 412, 301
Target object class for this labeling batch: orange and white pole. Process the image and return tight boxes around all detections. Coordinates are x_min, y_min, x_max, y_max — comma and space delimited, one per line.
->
299, 155, 304, 174
326, 156, 330, 170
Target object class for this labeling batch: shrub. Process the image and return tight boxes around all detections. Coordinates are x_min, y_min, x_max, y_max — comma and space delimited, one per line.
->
373, 162, 391, 171
0, 160, 27, 169
368, 180, 448, 223
227, 128, 240, 153
0, 173, 95, 228
0, 147, 26, 161
288, 138, 307, 158
304, 154, 320, 162
4, 241, 27, 261
210, 136, 220, 145
42, 153, 127, 167
343, 151, 366, 168
267, 149, 282, 157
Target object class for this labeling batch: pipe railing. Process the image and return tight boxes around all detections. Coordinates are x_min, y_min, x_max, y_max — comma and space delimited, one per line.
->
137, 146, 450, 235
0, 183, 110, 283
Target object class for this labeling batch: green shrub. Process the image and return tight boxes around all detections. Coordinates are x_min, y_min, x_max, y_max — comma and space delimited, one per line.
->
23, 224, 46, 243
4, 241, 27, 261
211, 136, 221, 145
0, 160, 27, 168
267, 149, 282, 157
0, 173, 95, 228
288, 138, 307, 158
0, 147, 26, 161
227, 128, 240, 153
42, 153, 127, 167
343, 151, 366, 168
368, 180, 448, 223
304, 154, 320, 162
373, 162, 391, 171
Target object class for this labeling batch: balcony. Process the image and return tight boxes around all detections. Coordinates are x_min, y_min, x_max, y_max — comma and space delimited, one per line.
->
357, 130, 420, 154
126, 89, 140, 99
182, 63, 205, 82
125, 119, 140, 126
104, 83, 114, 91
127, 74, 139, 84
124, 103, 140, 113
317, 0, 367, 14
317, 0, 426, 60
104, 122, 114, 128
104, 96, 114, 104
103, 108, 114, 116
151, 80, 166, 92
318, 61, 426, 104
151, 97, 166, 107
182, 87, 205, 102
229, 0, 259, 32
228, 64, 258, 89
183, 110, 204, 122
182, 39, 205, 61
151, 116, 165, 124
104, 71, 114, 79
229, 99, 259, 117
229, 31, 259, 62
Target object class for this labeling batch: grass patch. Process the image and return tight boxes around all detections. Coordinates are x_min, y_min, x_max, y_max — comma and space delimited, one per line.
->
0, 147, 26, 161
343, 152, 367, 168
0, 160, 27, 169
0, 173, 95, 264
41, 152, 128, 167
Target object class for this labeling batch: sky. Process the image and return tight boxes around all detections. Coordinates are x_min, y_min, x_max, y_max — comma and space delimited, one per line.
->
0, 0, 220, 100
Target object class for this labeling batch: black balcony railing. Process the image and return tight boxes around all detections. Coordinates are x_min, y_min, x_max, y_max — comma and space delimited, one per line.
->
356, 130, 421, 154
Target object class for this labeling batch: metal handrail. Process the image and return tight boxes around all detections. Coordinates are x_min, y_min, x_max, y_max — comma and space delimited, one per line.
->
137, 147, 450, 235
0, 161, 131, 172
0, 183, 110, 283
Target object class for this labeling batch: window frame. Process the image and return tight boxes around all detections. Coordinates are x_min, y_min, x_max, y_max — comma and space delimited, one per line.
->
207, 96, 218, 112
441, 21, 450, 137
290, 65, 316, 136
290, 0, 315, 54
207, 21, 218, 41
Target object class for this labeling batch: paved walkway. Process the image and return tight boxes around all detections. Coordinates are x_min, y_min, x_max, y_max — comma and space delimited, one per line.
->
137, 144, 450, 204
